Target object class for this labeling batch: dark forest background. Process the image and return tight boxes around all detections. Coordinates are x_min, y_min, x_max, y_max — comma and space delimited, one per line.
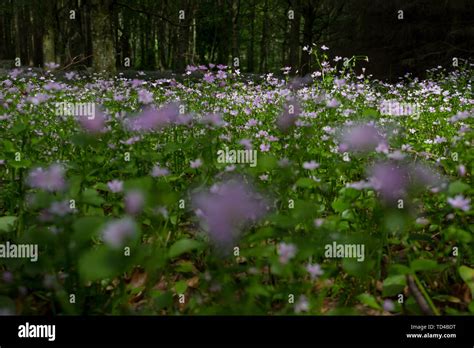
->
0, 0, 473, 80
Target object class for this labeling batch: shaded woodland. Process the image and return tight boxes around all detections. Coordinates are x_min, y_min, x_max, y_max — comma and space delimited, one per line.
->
0, 0, 473, 79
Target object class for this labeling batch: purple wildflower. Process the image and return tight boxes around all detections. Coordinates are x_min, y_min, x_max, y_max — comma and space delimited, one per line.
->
303, 161, 320, 170
137, 89, 154, 104
447, 195, 471, 211
277, 100, 301, 132
203, 73, 215, 83
192, 179, 267, 252
27, 164, 66, 192
125, 190, 145, 215
49, 200, 72, 216
278, 242, 297, 264
102, 217, 137, 248
78, 108, 106, 134
190, 159, 202, 169
294, 295, 309, 313
107, 180, 123, 193
340, 124, 385, 153
128, 103, 179, 132
383, 299, 395, 312
306, 263, 324, 280
151, 165, 169, 177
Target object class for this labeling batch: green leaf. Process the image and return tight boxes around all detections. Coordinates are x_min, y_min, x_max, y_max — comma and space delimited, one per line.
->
81, 188, 105, 207
357, 293, 381, 310
362, 108, 379, 117
79, 247, 121, 282
332, 197, 350, 213
94, 182, 110, 191
174, 280, 188, 294
411, 259, 438, 272
0, 216, 17, 233
459, 266, 474, 298
168, 239, 205, 258
73, 216, 106, 245
9, 159, 32, 169
469, 301, 474, 314
11, 122, 27, 135
295, 177, 315, 188
2, 140, 16, 153
175, 261, 197, 273
448, 181, 470, 195
382, 275, 406, 296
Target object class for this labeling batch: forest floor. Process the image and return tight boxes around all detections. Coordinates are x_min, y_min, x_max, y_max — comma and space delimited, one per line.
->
0, 58, 473, 315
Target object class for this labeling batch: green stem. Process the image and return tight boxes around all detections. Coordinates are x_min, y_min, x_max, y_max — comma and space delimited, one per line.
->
413, 273, 440, 316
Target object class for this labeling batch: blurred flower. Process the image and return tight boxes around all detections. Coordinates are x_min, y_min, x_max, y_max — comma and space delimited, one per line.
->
278, 242, 297, 264
203, 73, 215, 83
306, 263, 324, 280
260, 143, 270, 152
78, 108, 106, 134
457, 164, 466, 177
151, 165, 169, 177
137, 89, 154, 104
447, 195, 471, 211
192, 178, 267, 252
239, 138, 253, 150
190, 158, 202, 169
200, 113, 225, 127
415, 217, 430, 225
49, 200, 72, 216
102, 217, 137, 248
2, 271, 13, 284
44, 62, 60, 70
128, 103, 179, 132
125, 190, 145, 215
326, 98, 340, 108
216, 70, 227, 80
65, 71, 76, 80
294, 295, 309, 313
303, 160, 319, 170
107, 180, 123, 193
375, 142, 389, 154
383, 299, 395, 312
369, 162, 408, 201
368, 161, 442, 202
27, 164, 66, 192
277, 100, 301, 132
314, 218, 325, 227
278, 158, 291, 167
334, 78, 346, 88
340, 124, 385, 153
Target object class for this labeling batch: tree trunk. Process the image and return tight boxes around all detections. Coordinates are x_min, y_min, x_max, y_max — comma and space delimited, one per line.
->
231, 0, 240, 65
300, 6, 315, 75
289, 0, 301, 72
246, 0, 256, 72
90, 0, 116, 73
259, 0, 268, 72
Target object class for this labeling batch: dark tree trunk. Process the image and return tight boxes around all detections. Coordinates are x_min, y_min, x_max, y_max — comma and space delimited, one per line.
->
289, 0, 301, 72
300, 5, 315, 75
90, 0, 116, 73
259, 0, 268, 72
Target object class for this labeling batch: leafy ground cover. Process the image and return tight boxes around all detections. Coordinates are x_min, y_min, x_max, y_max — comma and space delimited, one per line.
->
0, 48, 472, 315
